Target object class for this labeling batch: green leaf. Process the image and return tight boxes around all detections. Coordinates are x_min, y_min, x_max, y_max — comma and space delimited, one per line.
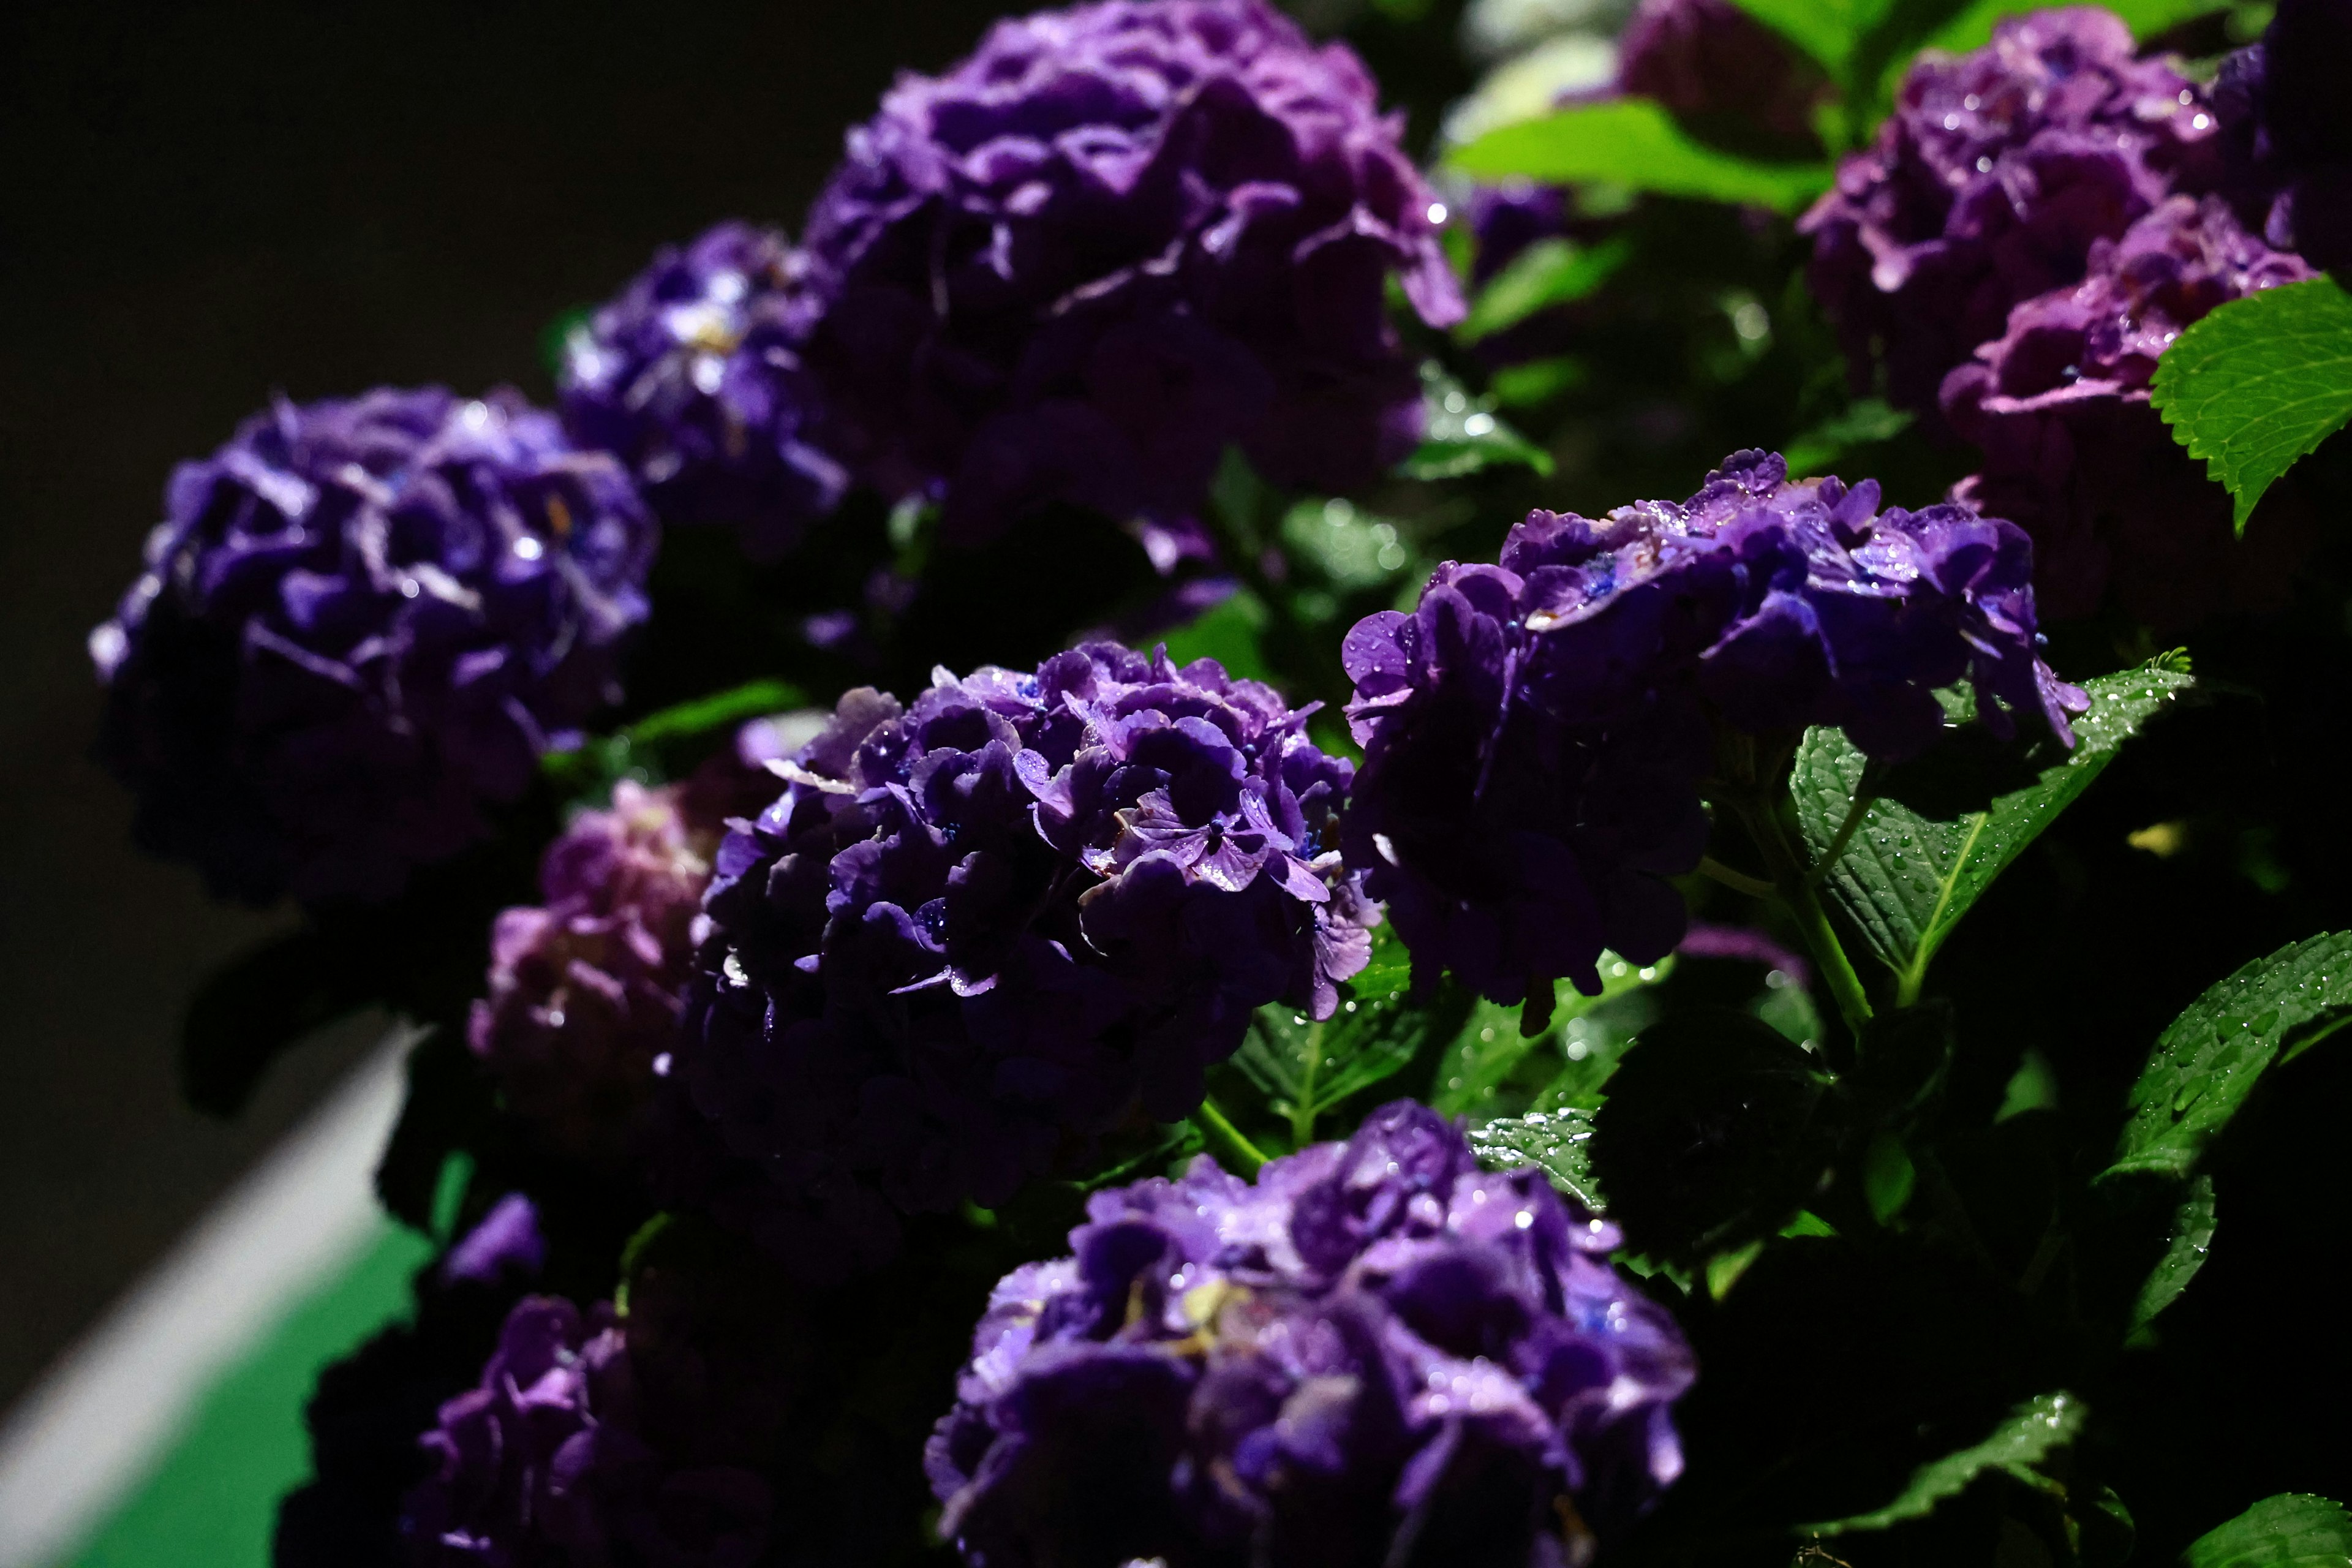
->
2129, 1174, 2217, 1333
1159, 589, 1274, 684
1458, 235, 1636, 344
1784, 398, 1915, 478
2153, 277, 2352, 533
1804, 1392, 2087, 1535
1404, 364, 1554, 479
1233, 925, 1469, 1147
624, 677, 804, 747
1431, 953, 1673, 1118
1278, 499, 1414, 594
1448, 100, 1833, 214
1468, 1107, 1606, 1212
2104, 932, 2352, 1183
2185, 1494, 2352, 1568
1725, 0, 1889, 81
1793, 660, 2193, 1005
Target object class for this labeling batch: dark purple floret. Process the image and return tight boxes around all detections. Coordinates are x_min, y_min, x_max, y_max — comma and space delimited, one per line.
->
796, 0, 1464, 546
560, 222, 846, 561
1343, 451, 2083, 1007
658, 643, 1378, 1280
1800, 8, 2225, 421
1944, 194, 2316, 627
1616, 0, 1832, 151
89, 387, 657, 907
927, 1101, 1695, 1568
2215, 0, 2352, 274
469, 737, 785, 1169
401, 1290, 782, 1568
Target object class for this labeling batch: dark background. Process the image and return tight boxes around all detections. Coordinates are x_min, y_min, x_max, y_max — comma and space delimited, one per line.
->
0, 0, 1065, 1416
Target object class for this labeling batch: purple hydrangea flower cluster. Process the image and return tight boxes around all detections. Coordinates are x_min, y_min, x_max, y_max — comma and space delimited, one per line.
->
1945, 195, 2316, 627
795, 0, 1464, 546
90, 388, 657, 906
1800, 8, 2224, 421
469, 736, 787, 1170
2216, 0, 2352, 275
559, 222, 846, 562
660, 643, 1378, 1279
927, 1101, 1695, 1568
401, 1281, 789, 1568
1616, 0, 1831, 150
1341, 450, 2082, 1008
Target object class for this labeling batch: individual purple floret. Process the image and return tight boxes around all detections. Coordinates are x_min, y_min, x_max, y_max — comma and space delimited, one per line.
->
660, 643, 1378, 1280
89, 387, 657, 907
1616, 0, 1831, 150
796, 0, 1464, 546
927, 1101, 1695, 1568
1342, 450, 2084, 1008
2215, 0, 2352, 274
469, 739, 783, 1170
1945, 195, 2316, 627
401, 1291, 780, 1568
1801, 8, 2225, 421
560, 222, 846, 561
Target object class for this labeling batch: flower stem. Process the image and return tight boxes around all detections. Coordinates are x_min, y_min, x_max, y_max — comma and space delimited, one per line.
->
1698, 856, 1777, 899
1733, 796, 1875, 1041
1194, 1096, 1270, 1175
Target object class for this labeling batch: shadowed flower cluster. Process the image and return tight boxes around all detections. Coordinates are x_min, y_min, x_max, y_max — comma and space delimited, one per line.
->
1945, 195, 2315, 627
2215, 0, 2352, 276
469, 731, 793, 1169
1341, 450, 2082, 1008
660, 643, 1378, 1280
1801, 8, 2223, 421
795, 0, 1464, 545
278, 1198, 548, 1568
927, 1101, 1695, 1568
401, 1268, 798, 1568
90, 387, 657, 905
1615, 0, 1830, 152
560, 222, 846, 561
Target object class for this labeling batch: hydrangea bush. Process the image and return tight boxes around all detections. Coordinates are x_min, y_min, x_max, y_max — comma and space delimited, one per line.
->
88, 0, 2352, 1565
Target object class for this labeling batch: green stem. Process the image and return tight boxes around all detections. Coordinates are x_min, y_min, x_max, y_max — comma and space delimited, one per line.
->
1290, 1022, 1325, 1150
1736, 796, 1875, 1039
1194, 1096, 1270, 1175
1698, 855, 1777, 899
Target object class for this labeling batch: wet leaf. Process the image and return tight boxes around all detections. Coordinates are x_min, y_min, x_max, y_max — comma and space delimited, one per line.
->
1430, 952, 1673, 1118
2104, 932, 2352, 1183
1468, 1107, 1605, 1212
1233, 924, 1470, 1146
1793, 661, 2192, 1003
1803, 1392, 2086, 1535
2129, 1174, 2217, 1333
2152, 278, 2352, 533
1403, 364, 1553, 479
2185, 1494, 2352, 1568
